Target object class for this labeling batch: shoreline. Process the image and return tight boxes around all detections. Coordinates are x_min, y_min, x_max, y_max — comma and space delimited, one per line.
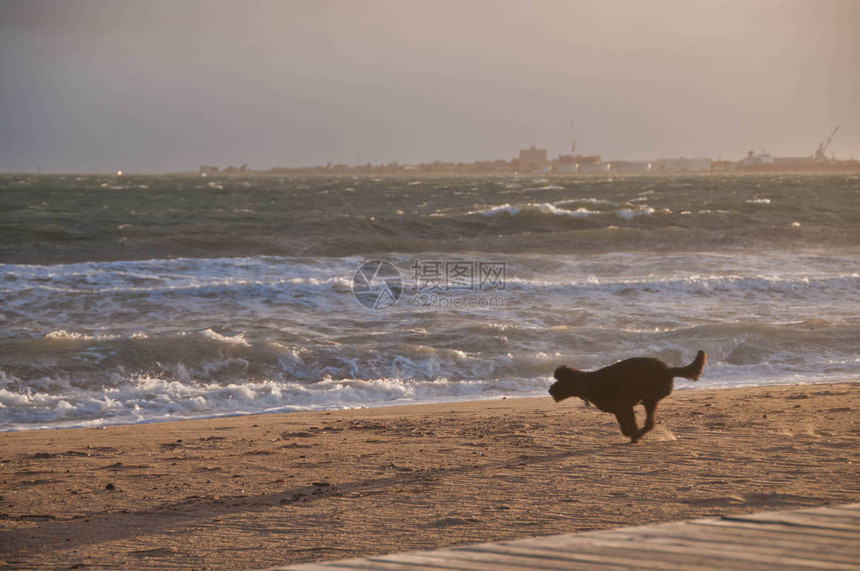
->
4, 377, 858, 434
1, 382, 858, 569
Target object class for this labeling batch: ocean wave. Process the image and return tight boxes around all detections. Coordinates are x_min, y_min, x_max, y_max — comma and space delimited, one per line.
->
4, 174, 859, 266
555, 197, 614, 206
616, 206, 655, 220
2, 338, 857, 431
524, 184, 564, 191
200, 328, 250, 347
44, 330, 122, 341
469, 203, 599, 218
0, 258, 356, 298
3, 313, 859, 430
467, 201, 655, 221
504, 272, 860, 297
0, 369, 550, 430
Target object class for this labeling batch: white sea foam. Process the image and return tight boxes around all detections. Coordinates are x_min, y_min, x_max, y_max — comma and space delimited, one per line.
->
471, 203, 521, 216
525, 184, 564, 191
555, 197, 613, 206
468, 201, 658, 221
470, 203, 598, 218
532, 203, 597, 217
0, 370, 552, 431
615, 206, 655, 220
201, 329, 250, 347
2, 353, 856, 431
44, 330, 121, 341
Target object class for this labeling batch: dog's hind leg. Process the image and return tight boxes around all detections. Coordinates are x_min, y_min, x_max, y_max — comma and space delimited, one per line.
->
614, 413, 633, 438
637, 400, 659, 440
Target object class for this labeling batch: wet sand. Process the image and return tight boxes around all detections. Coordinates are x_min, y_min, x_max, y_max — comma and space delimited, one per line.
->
1, 383, 857, 569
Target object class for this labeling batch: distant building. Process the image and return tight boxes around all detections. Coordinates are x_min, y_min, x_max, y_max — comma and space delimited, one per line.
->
199, 165, 219, 174
651, 157, 712, 172
773, 156, 812, 167
711, 160, 736, 171
518, 145, 548, 170
556, 155, 576, 173
737, 151, 773, 168
607, 160, 650, 173
556, 155, 574, 173
556, 153, 603, 173
579, 156, 608, 173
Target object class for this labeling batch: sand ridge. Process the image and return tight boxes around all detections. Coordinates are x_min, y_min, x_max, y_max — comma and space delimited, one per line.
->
0, 383, 858, 569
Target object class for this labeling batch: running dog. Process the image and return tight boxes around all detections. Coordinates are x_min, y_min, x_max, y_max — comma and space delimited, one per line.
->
550, 351, 707, 443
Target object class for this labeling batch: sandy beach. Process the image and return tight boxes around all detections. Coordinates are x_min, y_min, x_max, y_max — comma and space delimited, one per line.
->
1, 382, 857, 570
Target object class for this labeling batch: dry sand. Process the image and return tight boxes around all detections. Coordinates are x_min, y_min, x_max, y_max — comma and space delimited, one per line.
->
1, 383, 857, 569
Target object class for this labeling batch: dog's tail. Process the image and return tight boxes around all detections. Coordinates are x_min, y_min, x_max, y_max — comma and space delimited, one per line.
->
670, 350, 707, 381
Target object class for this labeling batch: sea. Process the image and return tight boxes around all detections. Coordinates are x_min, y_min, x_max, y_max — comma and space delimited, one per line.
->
1, 173, 858, 431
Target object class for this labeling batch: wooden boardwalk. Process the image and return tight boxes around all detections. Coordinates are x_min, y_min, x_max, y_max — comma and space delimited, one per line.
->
277, 503, 860, 570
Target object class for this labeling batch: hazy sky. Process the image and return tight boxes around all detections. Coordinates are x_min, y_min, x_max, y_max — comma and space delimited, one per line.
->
1, 0, 858, 173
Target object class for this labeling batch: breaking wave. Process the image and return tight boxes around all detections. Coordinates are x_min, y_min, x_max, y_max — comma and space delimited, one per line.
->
467, 201, 655, 221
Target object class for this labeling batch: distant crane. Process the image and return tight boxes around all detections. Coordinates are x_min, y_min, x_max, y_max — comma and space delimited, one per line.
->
570, 118, 576, 156
814, 126, 839, 163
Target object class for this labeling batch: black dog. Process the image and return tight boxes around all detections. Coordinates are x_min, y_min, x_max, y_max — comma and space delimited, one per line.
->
550, 351, 707, 443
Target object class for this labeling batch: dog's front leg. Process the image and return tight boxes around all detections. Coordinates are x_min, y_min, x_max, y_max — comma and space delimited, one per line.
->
620, 409, 640, 443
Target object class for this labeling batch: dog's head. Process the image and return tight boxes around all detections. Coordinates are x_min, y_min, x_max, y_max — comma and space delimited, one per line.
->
549, 365, 581, 402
